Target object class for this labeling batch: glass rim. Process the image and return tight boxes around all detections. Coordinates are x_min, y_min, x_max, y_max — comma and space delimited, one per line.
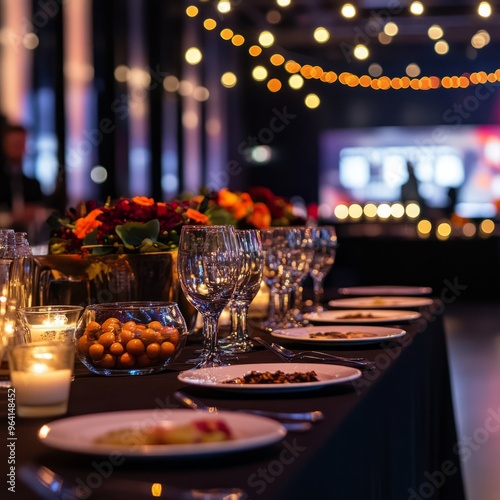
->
82, 301, 179, 310
18, 305, 84, 314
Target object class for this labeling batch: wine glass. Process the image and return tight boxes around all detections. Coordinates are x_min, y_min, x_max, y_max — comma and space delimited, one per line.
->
219, 229, 264, 354
309, 226, 338, 312
177, 225, 240, 369
260, 227, 306, 331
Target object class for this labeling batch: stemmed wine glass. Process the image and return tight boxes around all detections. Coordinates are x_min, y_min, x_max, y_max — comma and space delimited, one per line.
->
177, 225, 240, 369
219, 229, 264, 354
260, 227, 308, 331
309, 226, 338, 312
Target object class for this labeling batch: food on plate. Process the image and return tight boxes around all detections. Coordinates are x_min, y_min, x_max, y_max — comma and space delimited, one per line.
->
223, 370, 319, 384
309, 331, 379, 339
77, 317, 180, 369
335, 312, 378, 319
94, 419, 232, 446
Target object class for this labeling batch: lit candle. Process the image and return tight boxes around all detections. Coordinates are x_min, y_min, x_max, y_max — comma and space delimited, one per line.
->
27, 315, 73, 343
8, 343, 75, 417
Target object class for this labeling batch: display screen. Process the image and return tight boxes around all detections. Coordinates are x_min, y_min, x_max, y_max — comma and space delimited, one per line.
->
319, 125, 500, 218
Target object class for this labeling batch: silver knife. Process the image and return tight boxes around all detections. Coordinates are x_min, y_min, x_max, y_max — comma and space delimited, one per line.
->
173, 391, 323, 424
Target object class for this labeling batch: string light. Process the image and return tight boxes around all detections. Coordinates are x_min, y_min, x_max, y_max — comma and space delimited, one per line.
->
186, 1, 500, 96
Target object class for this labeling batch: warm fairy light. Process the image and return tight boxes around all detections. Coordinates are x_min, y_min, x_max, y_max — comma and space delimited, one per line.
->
410, 1, 424, 15
267, 78, 282, 92
285, 60, 301, 73
114, 65, 129, 82
378, 32, 392, 45
252, 66, 268, 81
390, 203, 405, 218
186, 6, 198, 17
182, 110, 199, 129
277, 0, 291, 6
369, 63, 383, 77
193, 86, 210, 101
23, 33, 39, 49
334, 204, 349, 219
163, 75, 179, 92
472, 30, 490, 49
203, 18, 217, 30
417, 220, 432, 236
249, 45, 263, 57
384, 22, 399, 37
436, 222, 452, 240
258, 31, 275, 48
304, 93, 320, 108
435, 40, 449, 55
377, 203, 391, 219
354, 45, 369, 60
406, 63, 421, 77
478, 1, 492, 18
178, 80, 194, 96
480, 219, 495, 234
405, 203, 420, 218
270, 54, 285, 66
221, 72, 237, 88
363, 203, 378, 218
348, 203, 363, 219
217, 0, 231, 14
428, 25, 444, 40
231, 34, 245, 46
463, 222, 477, 237
288, 74, 304, 89
341, 3, 356, 18
151, 483, 162, 497
220, 28, 234, 40
314, 27, 330, 43
185, 47, 202, 64
267, 10, 282, 24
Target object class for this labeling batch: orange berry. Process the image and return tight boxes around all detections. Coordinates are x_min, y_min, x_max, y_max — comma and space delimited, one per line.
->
159, 341, 175, 359
98, 332, 116, 349
88, 343, 104, 361
126, 338, 145, 356
109, 342, 124, 356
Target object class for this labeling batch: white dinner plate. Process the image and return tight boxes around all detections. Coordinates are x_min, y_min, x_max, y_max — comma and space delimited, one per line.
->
303, 309, 421, 324
328, 296, 434, 309
271, 325, 406, 345
38, 409, 287, 457
178, 363, 361, 392
338, 285, 432, 296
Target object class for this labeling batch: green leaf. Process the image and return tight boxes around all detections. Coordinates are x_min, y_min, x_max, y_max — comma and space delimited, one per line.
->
204, 206, 237, 226
83, 228, 99, 246
115, 219, 160, 250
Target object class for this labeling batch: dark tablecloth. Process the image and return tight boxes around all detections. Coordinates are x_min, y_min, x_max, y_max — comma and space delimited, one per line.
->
0, 305, 465, 500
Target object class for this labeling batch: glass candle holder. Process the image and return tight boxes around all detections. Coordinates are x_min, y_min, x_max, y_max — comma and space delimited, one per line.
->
8, 342, 75, 417
17, 305, 84, 343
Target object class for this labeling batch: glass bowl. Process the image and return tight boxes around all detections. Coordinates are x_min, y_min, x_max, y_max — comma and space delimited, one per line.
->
75, 301, 188, 376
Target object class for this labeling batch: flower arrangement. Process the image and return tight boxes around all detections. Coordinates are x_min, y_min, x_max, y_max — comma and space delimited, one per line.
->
47, 196, 208, 255
47, 188, 305, 255
203, 187, 305, 229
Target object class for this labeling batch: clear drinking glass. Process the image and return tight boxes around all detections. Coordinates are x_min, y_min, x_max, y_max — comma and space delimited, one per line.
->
219, 229, 264, 354
260, 227, 306, 331
177, 225, 240, 369
309, 226, 338, 312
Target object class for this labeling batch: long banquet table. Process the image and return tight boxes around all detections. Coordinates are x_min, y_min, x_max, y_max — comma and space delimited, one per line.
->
1, 302, 465, 500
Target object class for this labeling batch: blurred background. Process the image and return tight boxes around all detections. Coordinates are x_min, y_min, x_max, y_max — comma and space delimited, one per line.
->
1, 0, 499, 250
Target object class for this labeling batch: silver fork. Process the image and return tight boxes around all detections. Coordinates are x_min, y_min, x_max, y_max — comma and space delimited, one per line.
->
254, 337, 375, 371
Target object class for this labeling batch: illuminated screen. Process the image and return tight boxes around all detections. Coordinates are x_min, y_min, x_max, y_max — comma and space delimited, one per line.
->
319, 125, 500, 218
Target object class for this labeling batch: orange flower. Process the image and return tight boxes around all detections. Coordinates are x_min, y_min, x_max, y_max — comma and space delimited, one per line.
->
232, 192, 253, 220
247, 202, 271, 229
185, 208, 209, 224
132, 196, 155, 207
74, 209, 103, 239
217, 188, 240, 209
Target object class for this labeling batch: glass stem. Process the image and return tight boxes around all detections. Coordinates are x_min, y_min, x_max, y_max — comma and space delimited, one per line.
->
201, 312, 221, 362
229, 301, 249, 341
312, 274, 325, 308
